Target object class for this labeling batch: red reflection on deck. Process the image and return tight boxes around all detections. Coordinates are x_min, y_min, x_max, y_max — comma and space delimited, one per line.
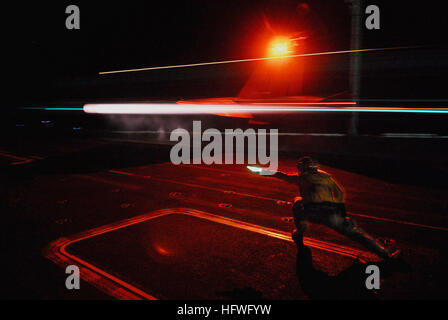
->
44, 208, 377, 300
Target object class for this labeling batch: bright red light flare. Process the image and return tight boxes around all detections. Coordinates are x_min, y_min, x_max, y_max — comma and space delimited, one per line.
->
268, 37, 292, 57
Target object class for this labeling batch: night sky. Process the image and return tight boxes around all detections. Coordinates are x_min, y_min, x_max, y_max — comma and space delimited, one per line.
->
4, 0, 448, 108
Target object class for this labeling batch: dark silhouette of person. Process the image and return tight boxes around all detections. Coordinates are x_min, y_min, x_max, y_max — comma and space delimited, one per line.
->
295, 245, 377, 299
273, 156, 399, 260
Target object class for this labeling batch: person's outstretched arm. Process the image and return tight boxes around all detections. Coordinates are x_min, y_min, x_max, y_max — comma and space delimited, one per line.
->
271, 170, 298, 185
247, 167, 297, 184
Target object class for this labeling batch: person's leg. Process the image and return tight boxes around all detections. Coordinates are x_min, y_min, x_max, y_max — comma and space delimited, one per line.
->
292, 199, 307, 247
328, 213, 392, 259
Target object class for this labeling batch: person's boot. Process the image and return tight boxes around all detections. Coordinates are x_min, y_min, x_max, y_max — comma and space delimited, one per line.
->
359, 236, 411, 273
380, 242, 411, 273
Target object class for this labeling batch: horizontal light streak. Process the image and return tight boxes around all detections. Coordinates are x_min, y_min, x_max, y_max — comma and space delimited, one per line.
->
83, 103, 448, 114
22, 107, 84, 111
250, 102, 357, 105
44, 107, 84, 111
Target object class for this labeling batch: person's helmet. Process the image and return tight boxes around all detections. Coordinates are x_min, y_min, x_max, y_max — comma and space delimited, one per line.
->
297, 156, 318, 173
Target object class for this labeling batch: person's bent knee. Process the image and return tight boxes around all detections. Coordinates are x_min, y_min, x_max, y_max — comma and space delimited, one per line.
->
292, 199, 304, 217
328, 213, 346, 228
292, 198, 303, 210
332, 215, 359, 235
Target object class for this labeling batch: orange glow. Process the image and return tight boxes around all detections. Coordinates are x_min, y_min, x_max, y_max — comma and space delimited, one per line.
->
268, 37, 292, 57
154, 244, 173, 256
